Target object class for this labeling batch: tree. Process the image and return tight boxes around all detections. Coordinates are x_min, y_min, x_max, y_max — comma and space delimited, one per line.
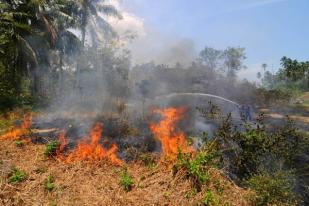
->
0, 0, 37, 96
198, 47, 222, 70
257, 72, 262, 79
222, 47, 246, 77
280, 56, 309, 88
77, 0, 122, 46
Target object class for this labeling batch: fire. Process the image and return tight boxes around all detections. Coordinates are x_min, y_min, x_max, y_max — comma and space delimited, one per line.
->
59, 123, 122, 165
150, 107, 193, 162
56, 130, 68, 155
0, 113, 32, 140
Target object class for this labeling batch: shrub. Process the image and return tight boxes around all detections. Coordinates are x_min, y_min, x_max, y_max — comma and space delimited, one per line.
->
173, 147, 219, 190
44, 141, 60, 157
245, 171, 298, 206
120, 169, 134, 192
9, 168, 27, 184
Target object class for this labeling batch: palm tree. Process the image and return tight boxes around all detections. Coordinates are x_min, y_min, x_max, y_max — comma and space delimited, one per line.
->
77, 0, 122, 46
0, 1, 38, 94
0, 0, 81, 96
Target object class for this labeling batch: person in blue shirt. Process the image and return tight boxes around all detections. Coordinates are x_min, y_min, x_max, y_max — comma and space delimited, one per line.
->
244, 104, 252, 121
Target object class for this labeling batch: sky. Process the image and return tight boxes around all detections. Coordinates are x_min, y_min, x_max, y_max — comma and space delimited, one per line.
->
110, 0, 309, 80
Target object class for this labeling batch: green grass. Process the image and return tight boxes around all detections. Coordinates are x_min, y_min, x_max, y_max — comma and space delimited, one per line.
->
44, 175, 55, 191
203, 190, 217, 206
15, 140, 24, 147
119, 169, 134, 192
9, 168, 27, 184
44, 141, 60, 157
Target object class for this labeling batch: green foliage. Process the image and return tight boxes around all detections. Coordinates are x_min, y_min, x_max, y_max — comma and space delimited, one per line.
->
215, 115, 305, 178
119, 169, 134, 192
44, 141, 60, 157
45, 175, 55, 192
261, 56, 308, 91
9, 168, 27, 184
173, 146, 219, 190
15, 140, 24, 147
254, 88, 295, 105
209, 111, 309, 204
203, 190, 217, 206
245, 171, 298, 206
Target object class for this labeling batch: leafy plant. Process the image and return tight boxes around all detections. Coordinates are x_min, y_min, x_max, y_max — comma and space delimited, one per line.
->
44, 175, 55, 191
15, 140, 24, 147
9, 168, 27, 184
173, 147, 219, 191
119, 168, 134, 192
44, 141, 60, 157
203, 190, 217, 206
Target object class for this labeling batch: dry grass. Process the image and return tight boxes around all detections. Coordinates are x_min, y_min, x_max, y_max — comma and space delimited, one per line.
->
0, 138, 253, 206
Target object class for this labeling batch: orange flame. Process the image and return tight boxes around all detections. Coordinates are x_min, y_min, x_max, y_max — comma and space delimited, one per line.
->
56, 130, 68, 155
150, 107, 193, 162
0, 113, 32, 140
60, 123, 122, 165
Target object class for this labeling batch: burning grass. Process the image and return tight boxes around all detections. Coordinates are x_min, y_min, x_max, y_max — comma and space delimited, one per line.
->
56, 123, 123, 165
0, 138, 253, 206
1, 107, 282, 205
150, 107, 193, 163
0, 113, 32, 140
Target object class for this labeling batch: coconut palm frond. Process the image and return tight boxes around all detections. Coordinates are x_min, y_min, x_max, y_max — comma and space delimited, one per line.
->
54, 10, 74, 23
17, 36, 38, 67
42, 15, 58, 46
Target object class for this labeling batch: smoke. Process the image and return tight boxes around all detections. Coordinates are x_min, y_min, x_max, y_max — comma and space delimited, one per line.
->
32, 0, 259, 148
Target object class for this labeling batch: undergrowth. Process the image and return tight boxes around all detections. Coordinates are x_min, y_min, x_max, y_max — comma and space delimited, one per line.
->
173, 143, 219, 191
44, 175, 55, 192
44, 141, 60, 157
119, 168, 134, 192
245, 171, 298, 206
9, 168, 27, 184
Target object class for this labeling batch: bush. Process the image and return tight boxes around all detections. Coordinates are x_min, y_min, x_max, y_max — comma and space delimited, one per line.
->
173, 147, 219, 190
245, 171, 298, 206
44, 141, 60, 157
9, 168, 27, 184
119, 169, 134, 192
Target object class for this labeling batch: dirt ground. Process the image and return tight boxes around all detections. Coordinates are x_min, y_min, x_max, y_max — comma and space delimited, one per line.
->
0, 139, 252, 206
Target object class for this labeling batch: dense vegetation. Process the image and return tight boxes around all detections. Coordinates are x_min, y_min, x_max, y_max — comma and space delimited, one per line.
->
1, 1, 307, 112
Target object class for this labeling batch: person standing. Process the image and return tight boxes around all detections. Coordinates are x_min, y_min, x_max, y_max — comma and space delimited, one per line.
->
245, 105, 252, 121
